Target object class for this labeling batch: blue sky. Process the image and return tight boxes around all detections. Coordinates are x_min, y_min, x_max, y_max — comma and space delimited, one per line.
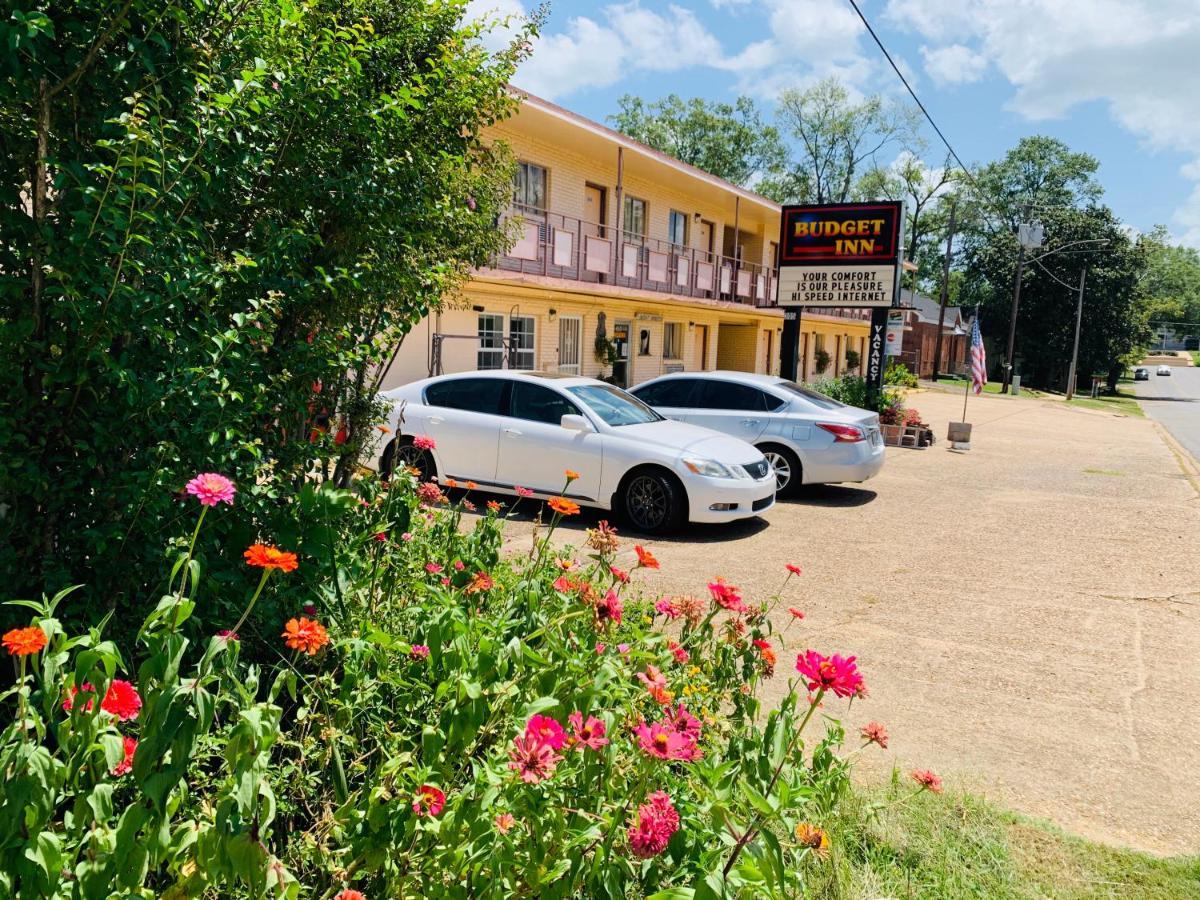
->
469, 0, 1200, 247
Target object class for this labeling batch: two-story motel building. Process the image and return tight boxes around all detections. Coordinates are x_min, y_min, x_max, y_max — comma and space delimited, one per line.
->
380, 89, 871, 392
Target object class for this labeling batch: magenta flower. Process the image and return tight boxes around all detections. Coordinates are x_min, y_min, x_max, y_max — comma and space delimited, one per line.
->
412, 784, 445, 816
567, 711, 609, 751
524, 714, 566, 750
666, 704, 702, 740
508, 733, 563, 783
425, 562, 444, 574
707, 577, 746, 613
185, 473, 236, 507
667, 640, 689, 664
514, 486, 534, 498
412, 435, 436, 450
410, 644, 430, 660
627, 791, 680, 858
655, 597, 682, 619
216, 629, 239, 642
634, 720, 701, 761
596, 589, 623, 626
795, 650, 864, 699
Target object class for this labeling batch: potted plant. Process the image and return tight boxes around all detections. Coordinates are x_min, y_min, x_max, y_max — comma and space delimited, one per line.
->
844, 348, 860, 373
814, 348, 831, 375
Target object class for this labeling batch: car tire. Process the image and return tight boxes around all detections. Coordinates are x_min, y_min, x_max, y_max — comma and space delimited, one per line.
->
380, 438, 435, 482
758, 443, 802, 497
618, 467, 687, 534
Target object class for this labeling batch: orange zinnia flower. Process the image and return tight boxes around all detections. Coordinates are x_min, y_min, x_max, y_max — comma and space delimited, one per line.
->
634, 545, 660, 569
244, 544, 299, 572
3, 626, 47, 657
548, 496, 580, 516
282, 617, 329, 655
564, 469, 581, 482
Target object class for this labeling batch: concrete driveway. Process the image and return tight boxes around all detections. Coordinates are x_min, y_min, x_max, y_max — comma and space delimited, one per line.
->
501, 388, 1200, 855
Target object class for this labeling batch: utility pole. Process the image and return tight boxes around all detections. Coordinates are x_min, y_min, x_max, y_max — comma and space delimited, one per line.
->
1002, 206, 1041, 393
931, 202, 957, 382
1065, 266, 1087, 401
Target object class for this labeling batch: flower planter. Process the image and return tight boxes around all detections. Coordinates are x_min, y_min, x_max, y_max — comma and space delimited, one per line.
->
880, 424, 932, 448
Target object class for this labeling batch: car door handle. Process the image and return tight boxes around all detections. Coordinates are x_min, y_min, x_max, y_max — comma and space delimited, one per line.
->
504, 427, 522, 436
740, 419, 760, 427
429, 416, 444, 425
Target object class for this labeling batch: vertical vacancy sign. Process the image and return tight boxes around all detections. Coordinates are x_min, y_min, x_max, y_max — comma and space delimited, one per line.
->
777, 201, 904, 403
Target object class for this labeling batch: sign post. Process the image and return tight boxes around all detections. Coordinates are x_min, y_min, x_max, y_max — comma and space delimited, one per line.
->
776, 201, 904, 403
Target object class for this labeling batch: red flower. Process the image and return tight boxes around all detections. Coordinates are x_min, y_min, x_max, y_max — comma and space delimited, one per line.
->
707, 577, 746, 613
514, 486, 534, 498
3, 626, 47, 657
634, 545, 660, 569
101, 679, 143, 721
667, 640, 689, 664
567, 711, 609, 751
910, 769, 943, 793
412, 784, 445, 816
627, 791, 679, 858
785, 563, 803, 576
111, 736, 137, 776
334, 891, 366, 900
595, 589, 623, 626
610, 565, 629, 584
425, 562, 444, 574
282, 617, 330, 655
244, 543, 299, 572
413, 435, 436, 450
508, 733, 563, 783
524, 714, 566, 750
787, 607, 806, 620
795, 650, 864, 699
860, 721, 889, 749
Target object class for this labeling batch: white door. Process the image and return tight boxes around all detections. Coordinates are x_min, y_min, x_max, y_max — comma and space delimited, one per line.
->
558, 315, 582, 374
687, 378, 771, 442
419, 376, 505, 483
496, 381, 603, 500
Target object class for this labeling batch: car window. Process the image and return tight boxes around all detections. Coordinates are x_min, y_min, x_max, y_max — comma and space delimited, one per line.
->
632, 379, 698, 407
773, 380, 847, 410
424, 377, 506, 415
510, 380, 581, 425
693, 380, 770, 411
568, 385, 662, 426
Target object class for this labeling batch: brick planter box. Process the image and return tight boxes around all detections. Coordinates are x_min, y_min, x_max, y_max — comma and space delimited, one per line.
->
881, 424, 934, 448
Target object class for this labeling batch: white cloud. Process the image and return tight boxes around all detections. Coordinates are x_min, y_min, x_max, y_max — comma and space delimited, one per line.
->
885, 0, 1200, 246
920, 43, 987, 85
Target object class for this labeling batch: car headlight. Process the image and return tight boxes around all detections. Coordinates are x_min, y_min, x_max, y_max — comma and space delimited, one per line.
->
682, 457, 749, 479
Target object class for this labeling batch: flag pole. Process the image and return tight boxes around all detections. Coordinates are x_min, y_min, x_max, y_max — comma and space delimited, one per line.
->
962, 368, 970, 421
962, 304, 980, 422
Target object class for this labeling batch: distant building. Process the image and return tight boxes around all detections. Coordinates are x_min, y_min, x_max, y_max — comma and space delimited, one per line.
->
892, 289, 971, 379
381, 89, 870, 391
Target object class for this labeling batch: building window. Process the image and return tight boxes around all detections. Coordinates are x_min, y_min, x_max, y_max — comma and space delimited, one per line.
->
623, 195, 647, 241
514, 162, 547, 213
663, 322, 683, 360
477, 313, 505, 370
668, 210, 688, 247
509, 315, 536, 369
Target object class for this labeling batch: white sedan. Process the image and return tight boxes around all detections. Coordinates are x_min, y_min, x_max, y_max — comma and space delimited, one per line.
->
377, 371, 775, 533
630, 371, 885, 496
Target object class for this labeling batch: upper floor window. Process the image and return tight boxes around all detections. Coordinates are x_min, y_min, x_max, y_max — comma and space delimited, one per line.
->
514, 162, 547, 213
623, 196, 647, 241
668, 210, 688, 248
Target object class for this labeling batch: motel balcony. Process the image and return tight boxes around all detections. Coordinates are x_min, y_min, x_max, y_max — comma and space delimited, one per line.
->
486, 206, 780, 309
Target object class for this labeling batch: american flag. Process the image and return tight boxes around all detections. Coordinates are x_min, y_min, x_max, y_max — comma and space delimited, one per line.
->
970, 318, 987, 394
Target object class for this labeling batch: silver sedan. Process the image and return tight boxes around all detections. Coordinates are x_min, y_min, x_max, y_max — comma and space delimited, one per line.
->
630, 371, 885, 495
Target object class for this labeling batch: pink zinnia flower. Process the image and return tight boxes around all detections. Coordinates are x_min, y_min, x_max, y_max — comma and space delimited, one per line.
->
495, 812, 516, 834
416, 482, 445, 505
412, 784, 445, 816
627, 791, 680, 858
911, 769, 943, 793
610, 565, 629, 584
707, 577, 746, 613
508, 733, 563, 783
785, 563, 803, 576
401, 532, 414, 542
667, 704, 702, 740
413, 435, 436, 450
453, 560, 465, 572
634, 720, 701, 761
617, 642, 630, 655
514, 486, 534, 498
425, 562, 444, 574
655, 597, 681, 619
596, 589, 623, 626
568, 711, 609, 751
595, 642, 606, 654
795, 650, 864, 699
787, 607, 806, 620
410, 644, 430, 659
637, 665, 672, 705
524, 714, 566, 750
667, 640, 689, 664
110, 735, 137, 776
861, 721, 889, 748
185, 472, 236, 507
552, 575, 575, 593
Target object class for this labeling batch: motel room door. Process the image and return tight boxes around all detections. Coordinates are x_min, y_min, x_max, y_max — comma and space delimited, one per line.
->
611, 320, 631, 387
557, 315, 582, 375
693, 324, 710, 371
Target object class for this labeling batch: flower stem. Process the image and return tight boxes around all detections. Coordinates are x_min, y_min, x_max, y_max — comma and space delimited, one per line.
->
230, 569, 272, 637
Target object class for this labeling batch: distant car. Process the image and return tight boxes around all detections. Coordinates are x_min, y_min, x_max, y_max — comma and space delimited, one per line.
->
630, 371, 885, 496
376, 371, 776, 533
1157, 365, 1172, 376
1134, 368, 1150, 380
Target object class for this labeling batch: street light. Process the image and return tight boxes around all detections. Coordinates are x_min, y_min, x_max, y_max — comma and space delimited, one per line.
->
1001, 232, 1110, 393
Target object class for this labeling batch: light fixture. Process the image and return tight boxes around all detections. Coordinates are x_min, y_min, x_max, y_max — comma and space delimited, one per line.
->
548, 308, 557, 318
472, 304, 485, 312
693, 212, 702, 222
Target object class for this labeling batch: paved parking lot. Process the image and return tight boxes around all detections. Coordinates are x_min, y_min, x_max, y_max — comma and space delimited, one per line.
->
493, 387, 1200, 854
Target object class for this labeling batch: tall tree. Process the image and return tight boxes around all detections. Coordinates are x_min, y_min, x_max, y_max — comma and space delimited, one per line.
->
759, 77, 920, 205
1137, 226, 1200, 337
609, 94, 787, 186
0, 0, 534, 619
967, 135, 1102, 230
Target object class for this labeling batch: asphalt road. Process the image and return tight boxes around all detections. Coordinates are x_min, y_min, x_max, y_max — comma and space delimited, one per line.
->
1133, 365, 1200, 462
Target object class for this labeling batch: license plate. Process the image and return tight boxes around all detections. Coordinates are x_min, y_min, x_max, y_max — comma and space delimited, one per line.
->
869, 428, 882, 447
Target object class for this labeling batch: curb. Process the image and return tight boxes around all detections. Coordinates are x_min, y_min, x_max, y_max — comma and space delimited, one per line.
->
1153, 422, 1200, 499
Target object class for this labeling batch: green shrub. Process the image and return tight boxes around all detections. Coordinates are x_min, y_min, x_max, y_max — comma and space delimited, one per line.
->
0, 469, 940, 897
844, 348, 860, 371
814, 348, 832, 374
884, 360, 919, 388
813, 375, 869, 410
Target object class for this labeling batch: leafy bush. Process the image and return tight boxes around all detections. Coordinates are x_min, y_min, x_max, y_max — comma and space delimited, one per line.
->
884, 360, 919, 388
844, 348, 860, 371
1, 469, 942, 897
814, 348, 832, 374
813, 375, 869, 410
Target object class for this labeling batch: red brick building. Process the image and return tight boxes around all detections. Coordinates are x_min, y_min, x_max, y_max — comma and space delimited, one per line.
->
892, 290, 971, 379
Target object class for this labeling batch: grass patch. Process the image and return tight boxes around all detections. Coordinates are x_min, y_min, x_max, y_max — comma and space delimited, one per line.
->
1066, 390, 1144, 417
1083, 468, 1124, 476
929, 376, 1044, 398
805, 781, 1200, 898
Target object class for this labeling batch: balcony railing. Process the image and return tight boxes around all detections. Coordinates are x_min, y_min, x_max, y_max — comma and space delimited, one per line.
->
489, 206, 777, 307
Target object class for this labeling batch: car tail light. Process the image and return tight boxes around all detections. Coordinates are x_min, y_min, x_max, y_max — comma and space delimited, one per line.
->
816, 422, 866, 443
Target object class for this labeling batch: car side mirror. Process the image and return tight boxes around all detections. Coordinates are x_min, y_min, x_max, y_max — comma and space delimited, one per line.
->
560, 414, 593, 433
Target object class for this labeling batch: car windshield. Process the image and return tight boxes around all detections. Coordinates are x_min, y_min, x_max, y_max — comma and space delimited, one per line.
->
568, 384, 663, 426
772, 380, 847, 410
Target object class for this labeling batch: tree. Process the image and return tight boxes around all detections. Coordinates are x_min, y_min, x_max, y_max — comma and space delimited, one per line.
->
967, 135, 1102, 230
759, 77, 920, 205
1137, 226, 1200, 339
608, 94, 787, 186
0, 0, 534, 623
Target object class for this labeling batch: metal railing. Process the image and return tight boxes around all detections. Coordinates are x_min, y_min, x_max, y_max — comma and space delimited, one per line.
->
489, 206, 778, 307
